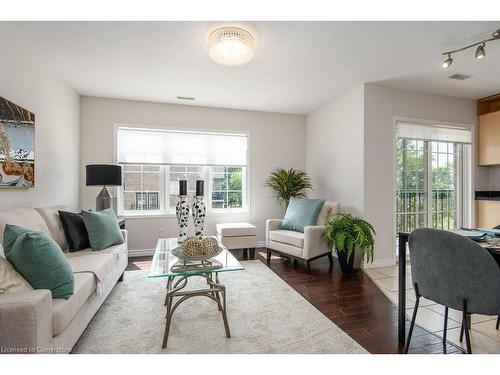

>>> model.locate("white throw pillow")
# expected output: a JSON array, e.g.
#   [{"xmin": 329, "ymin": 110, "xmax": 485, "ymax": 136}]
[
  {"xmin": 0, "ymin": 243, "xmax": 4, "ymax": 258},
  {"xmin": 0, "ymin": 256, "xmax": 33, "ymax": 294}
]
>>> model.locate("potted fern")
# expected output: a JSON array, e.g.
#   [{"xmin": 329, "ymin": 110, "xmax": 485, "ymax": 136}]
[
  {"xmin": 265, "ymin": 168, "xmax": 312, "ymax": 209},
  {"xmin": 323, "ymin": 213, "xmax": 375, "ymax": 273}
]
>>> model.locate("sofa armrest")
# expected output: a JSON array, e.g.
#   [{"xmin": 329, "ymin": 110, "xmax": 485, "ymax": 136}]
[
  {"xmin": 120, "ymin": 229, "xmax": 128, "ymax": 244},
  {"xmin": 266, "ymin": 219, "xmax": 283, "ymax": 247},
  {"xmin": 303, "ymin": 226, "xmax": 331, "ymax": 260},
  {"xmin": 0, "ymin": 289, "xmax": 53, "ymax": 353}
]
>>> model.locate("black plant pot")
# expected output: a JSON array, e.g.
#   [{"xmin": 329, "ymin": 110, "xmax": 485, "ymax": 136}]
[{"xmin": 337, "ymin": 248, "xmax": 361, "ymax": 274}]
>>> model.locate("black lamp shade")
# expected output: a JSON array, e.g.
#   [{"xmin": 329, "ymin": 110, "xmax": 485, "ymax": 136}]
[{"xmin": 86, "ymin": 164, "xmax": 122, "ymax": 186}]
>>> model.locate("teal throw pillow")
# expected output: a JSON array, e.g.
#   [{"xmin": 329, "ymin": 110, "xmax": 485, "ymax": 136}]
[
  {"xmin": 3, "ymin": 224, "xmax": 74, "ymax": 299},
  {"xmin": 81, "ymin": 209, "xmax": 124, "ymax": 251},
  {"xmin": 280, "ymin": 197, "xmax": 326, "ymax": 233}
]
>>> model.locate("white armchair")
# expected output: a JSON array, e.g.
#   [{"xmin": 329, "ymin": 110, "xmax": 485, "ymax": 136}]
[{"xmin": 265, "ymin": 201, "xmax": 339, "ymax": 273}]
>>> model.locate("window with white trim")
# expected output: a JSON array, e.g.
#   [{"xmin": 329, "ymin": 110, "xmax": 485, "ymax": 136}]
[
  {"xmin": 122, "ymin": 165, "xmax": 162, "ymax": 213},
  {"xmin": 116, "ymin": 127, "xmax": 248, "ymax": 215},
  {"xmin": 395, "ymin": 121, "xmax": 472, "ymax": 235}
]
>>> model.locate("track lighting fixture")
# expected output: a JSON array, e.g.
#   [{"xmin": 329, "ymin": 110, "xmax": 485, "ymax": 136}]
[
  {"xmin": 475, "ymin": 43, "xmax": 486, "ymax": 59},
  {"xmin": 442, "ymin": 54, "xmax": 453, "ymax": 69},
  {"xmin": 441, "ymin": 29, "xmax": 499, "ymax": 69}
]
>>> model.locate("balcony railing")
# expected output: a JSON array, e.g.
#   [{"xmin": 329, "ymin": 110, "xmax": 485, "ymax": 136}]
[{"xmin": 396, "ymin": 189, "xmax": 457, "ymax": 233}]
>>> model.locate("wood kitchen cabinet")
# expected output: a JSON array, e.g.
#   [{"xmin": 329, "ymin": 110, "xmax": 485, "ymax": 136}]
[
  {"xmin": 476, "ymin": 199, "xmax": 500, "ymax": 228},
  {"xmin": 477, "ymin": 110, "xmax": 500, "ymax": 165}
]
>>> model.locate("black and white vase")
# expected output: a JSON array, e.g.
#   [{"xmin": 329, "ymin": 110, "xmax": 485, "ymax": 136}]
[
  {"xmin": 176, "ymin": 195, "xmax": 190, "ymax": 244},
  {"xmin": 192, "ymin": 196, "xmax": 206, "ymax": 239}
]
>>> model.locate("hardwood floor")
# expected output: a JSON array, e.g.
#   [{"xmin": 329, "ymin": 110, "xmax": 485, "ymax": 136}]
[{"xmin": 126, "ymin": 249, "xmax": 461, "ymax": 354}]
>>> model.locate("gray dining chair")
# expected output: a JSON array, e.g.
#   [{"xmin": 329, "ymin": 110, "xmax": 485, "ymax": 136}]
[
  {"xmin": 491, "ymin": 225, "xmax": 500, "ymax": 331},
  {"xmin": 406, "ymin": 228, "xmax": 500, "ymax": 354}
]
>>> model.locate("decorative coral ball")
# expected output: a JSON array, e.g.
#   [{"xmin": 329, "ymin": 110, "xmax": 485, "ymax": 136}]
[
  {"xmin": 182, "ymin": 237, "xmax": 203, "ymax": 256},
  {"xmin": 202, "ymin": 237, "xmax": 219, "ymax": 255}
]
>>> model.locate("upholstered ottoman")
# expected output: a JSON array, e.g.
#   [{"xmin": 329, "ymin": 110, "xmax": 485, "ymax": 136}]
[{"xmin": 216, "ymin": 222, "xmax": 257, "ymax": 259}]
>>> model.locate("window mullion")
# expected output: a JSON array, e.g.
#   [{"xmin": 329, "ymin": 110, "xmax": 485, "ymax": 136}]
[
  {"xmin": 206, "ymin": 166, "xmax": 211, "ymax": 212},
  {"xmin": 426, "ymin": 141, "xmax": 433, "ymax": 228},
  {"xmin": 162, "ymin": 165, "xmax": 168, "ymax": 215}
]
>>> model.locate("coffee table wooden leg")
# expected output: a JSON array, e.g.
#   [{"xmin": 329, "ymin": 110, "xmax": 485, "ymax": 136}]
[
  {"xmin": 208, "ymin": 273, "xmax": 222, "ymax": 311},
  {"xmin": 164, "ymin": 276, "xmax": 173, "ymax": 306},
  {"xmin": 163, "ymin": 292, "xmax": 174, "ymax": 348},
  {"xmin": 162, "ymin": 274, "xmax": 231, "ymax": 348},
  {"xmin": 220, "ymin": 285, "xmax": 231, "ymax": 338}
]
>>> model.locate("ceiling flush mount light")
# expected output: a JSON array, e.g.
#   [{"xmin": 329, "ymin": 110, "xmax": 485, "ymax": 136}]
[
  {"xmin": 208, "ymin": 25, "xmax": 255, "ymax": 66},
  {"xmin": 441, "ymin": 29, "xmax": 500, "ymax": 69}
]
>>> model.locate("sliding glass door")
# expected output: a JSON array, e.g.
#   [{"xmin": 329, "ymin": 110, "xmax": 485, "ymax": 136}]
[{"xmin": 395, "ymin": 122, "xmax": 472, "ymax": 235}]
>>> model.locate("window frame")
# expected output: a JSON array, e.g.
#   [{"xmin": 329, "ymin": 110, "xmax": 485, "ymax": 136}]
[
  {"xmin": 395, "ymin": 139, "xmax": 467, "ymax": 233},
  {"xmin": 119, "ymin": 164, "xmax": 165, "ymax": 216},
  {"xmin": 392, "ymin": 117, "xmax": 474, "ymax": 258},
  {"xmin": 208, "ymin": 166, "xmax": 248, "ymax": 213},
  {"xmin": 114, "ymin": 123, "xmax": 250, "ymax": 217}
]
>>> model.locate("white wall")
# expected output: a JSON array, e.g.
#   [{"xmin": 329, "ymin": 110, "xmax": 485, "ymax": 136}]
[
  {"xmin": 305, "ymin": 85, "xmax": 365, "ymax": 215},
  {"xmin": 305, "ymin": 83, "xmax": 483, "ymax": 268},
  {"xmin": 0, "ymin": 31, "xmax": 80, "ymax": 211},
  {"xmin": 80, "ymin": 97, "xmax": 306, "ymax": 253},
  {"xmin": 363, "ymin": 83, "xmax": 479, "ymax": 267}
]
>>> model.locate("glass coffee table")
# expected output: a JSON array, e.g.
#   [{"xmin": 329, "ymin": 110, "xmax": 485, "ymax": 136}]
[{"xmin": 148, "ymin": 238, "xmax": 244, "ymax": 348}]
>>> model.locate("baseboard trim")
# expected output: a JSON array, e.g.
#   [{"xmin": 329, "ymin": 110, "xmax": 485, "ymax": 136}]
[{"xmin": 128, "ymin": 248, "xmax": 155, "ymax": 258}]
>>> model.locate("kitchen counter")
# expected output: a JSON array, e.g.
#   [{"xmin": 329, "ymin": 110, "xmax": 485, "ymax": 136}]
[{"xmin": 475, "ymin": 191, "xmax": 500, "ymax": 201}]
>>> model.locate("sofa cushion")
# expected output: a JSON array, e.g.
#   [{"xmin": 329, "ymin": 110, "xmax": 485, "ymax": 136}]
[
  {"xmin": 4, "ymin": 224, "xmax": 74, "ymax": 299},
  {"xmin": 269, "ymin": 229, "xmax": 305, "ymax": 248},
  {"xmin": 81, "ymin": 209, "xmax": 124, "ymax": 251},
  {"xmin": 216, "ymin": 222, "xmax": 257, "ymax": 237},
  {"xmin": 35, "ymin": 206, "xmax": 68, "ymax": 250},
  {"xmin": 65, "ymin": 241, "xmax": 126, "ymax": 291},
  {"xmin": 58, "ymin": 211, "xmax": 90, "ymax": 252},
  {"xmin": 281, "ymin": 197, "xmax": 326, "ymax": 233},
  {"xmin": 52, "ymin": 272, "xmax": 96, "ymax": 336},
  {"xmin": 0, "ymin": 256, "xmax": 33, "ymax": 294},
  {"xmin": 0, "ymin": 208, "xmax": 51, "ymax": 245}
]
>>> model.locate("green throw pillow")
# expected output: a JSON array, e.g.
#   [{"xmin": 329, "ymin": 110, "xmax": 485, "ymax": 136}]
[
  {"xmin": 81, "ymin": 209, "xmax": 124, "ymax": 251},
  {"xmin": 3, "ymin": 224, "xmax": 74, "ymax": 299},
  {"xmin": 280, "ymin": 197, "xmax": 326, "ymax": 233}
]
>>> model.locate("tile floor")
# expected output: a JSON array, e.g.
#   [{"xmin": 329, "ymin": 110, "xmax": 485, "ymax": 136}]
[{"xmin": 364, "ymin": 264, "xmax": 500, "ymax": 354}]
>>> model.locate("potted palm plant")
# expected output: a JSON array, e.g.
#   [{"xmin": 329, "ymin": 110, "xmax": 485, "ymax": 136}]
[
  {"xmin": 323, "ymin": 213, "xmax": 375, "ymax": 273},
  {"xmin": 265, "ymin": 168, "xmax": 312, "ymax": 209}
]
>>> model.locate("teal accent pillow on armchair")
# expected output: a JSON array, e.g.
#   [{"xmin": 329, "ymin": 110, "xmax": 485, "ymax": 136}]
[
  {"xmin": 3, "ymin": 224, "xmax": 74, "ymax": 299},
  {"xmin": 81, "ymin": 209, "xmax": 124, "ymax": 251},
  {"xmin": 280, "ymin": 197, "xmax": 326, "ymax": 233}
]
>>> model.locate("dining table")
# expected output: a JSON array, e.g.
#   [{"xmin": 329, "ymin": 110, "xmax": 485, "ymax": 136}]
[{"xmin": 397, "ymin": 230, "xmax": 500, "ymax": 347}]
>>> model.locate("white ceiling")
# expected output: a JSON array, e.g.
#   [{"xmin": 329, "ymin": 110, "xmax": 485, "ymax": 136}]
[{"xmin": 1, "ymin": 21, "xmax": 500, "ymax": 114}]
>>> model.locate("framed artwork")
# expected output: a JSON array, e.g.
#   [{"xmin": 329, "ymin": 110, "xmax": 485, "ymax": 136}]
[{"xmin": 0, "ymin": 97, "xmax": 35, "ymax": 188}]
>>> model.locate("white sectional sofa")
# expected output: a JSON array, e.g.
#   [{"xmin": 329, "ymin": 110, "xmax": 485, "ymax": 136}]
[{"xmin": 0, "ymin": 206, "xmax": 128, "ymax": 353}]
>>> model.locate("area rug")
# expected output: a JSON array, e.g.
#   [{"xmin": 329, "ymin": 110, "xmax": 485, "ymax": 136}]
[{"xmin": 72, "ymin": 260, "xmax": 367, "ymax": 354}]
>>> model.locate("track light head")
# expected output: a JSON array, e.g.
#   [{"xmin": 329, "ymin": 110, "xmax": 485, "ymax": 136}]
[
  {"xmin": 442, "ymin": 54, "xmax": 453, "ymax": 69},
  {"xmin": 475, "ymin": 43, "xmax": 486, "ymax": 59}
]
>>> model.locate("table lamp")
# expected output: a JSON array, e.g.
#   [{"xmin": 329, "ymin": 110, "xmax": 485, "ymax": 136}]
[{"xmin": 86, "ymin": 164, "xmax": 122, "ymax": 211}]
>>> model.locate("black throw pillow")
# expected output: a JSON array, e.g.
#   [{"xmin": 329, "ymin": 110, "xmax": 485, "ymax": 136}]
[{"xmin": 58, "ymin": 210, "xmax": 91, "ymax": 252}]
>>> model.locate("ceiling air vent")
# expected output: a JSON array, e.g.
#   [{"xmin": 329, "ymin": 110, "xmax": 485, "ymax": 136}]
[
  {"xmin": 448, "ymin": 74, "xmax": 472, "ymax": 80},
  {"xmin": 176, "ymin": 96, "xmax": 195, "ymax": 101}
]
